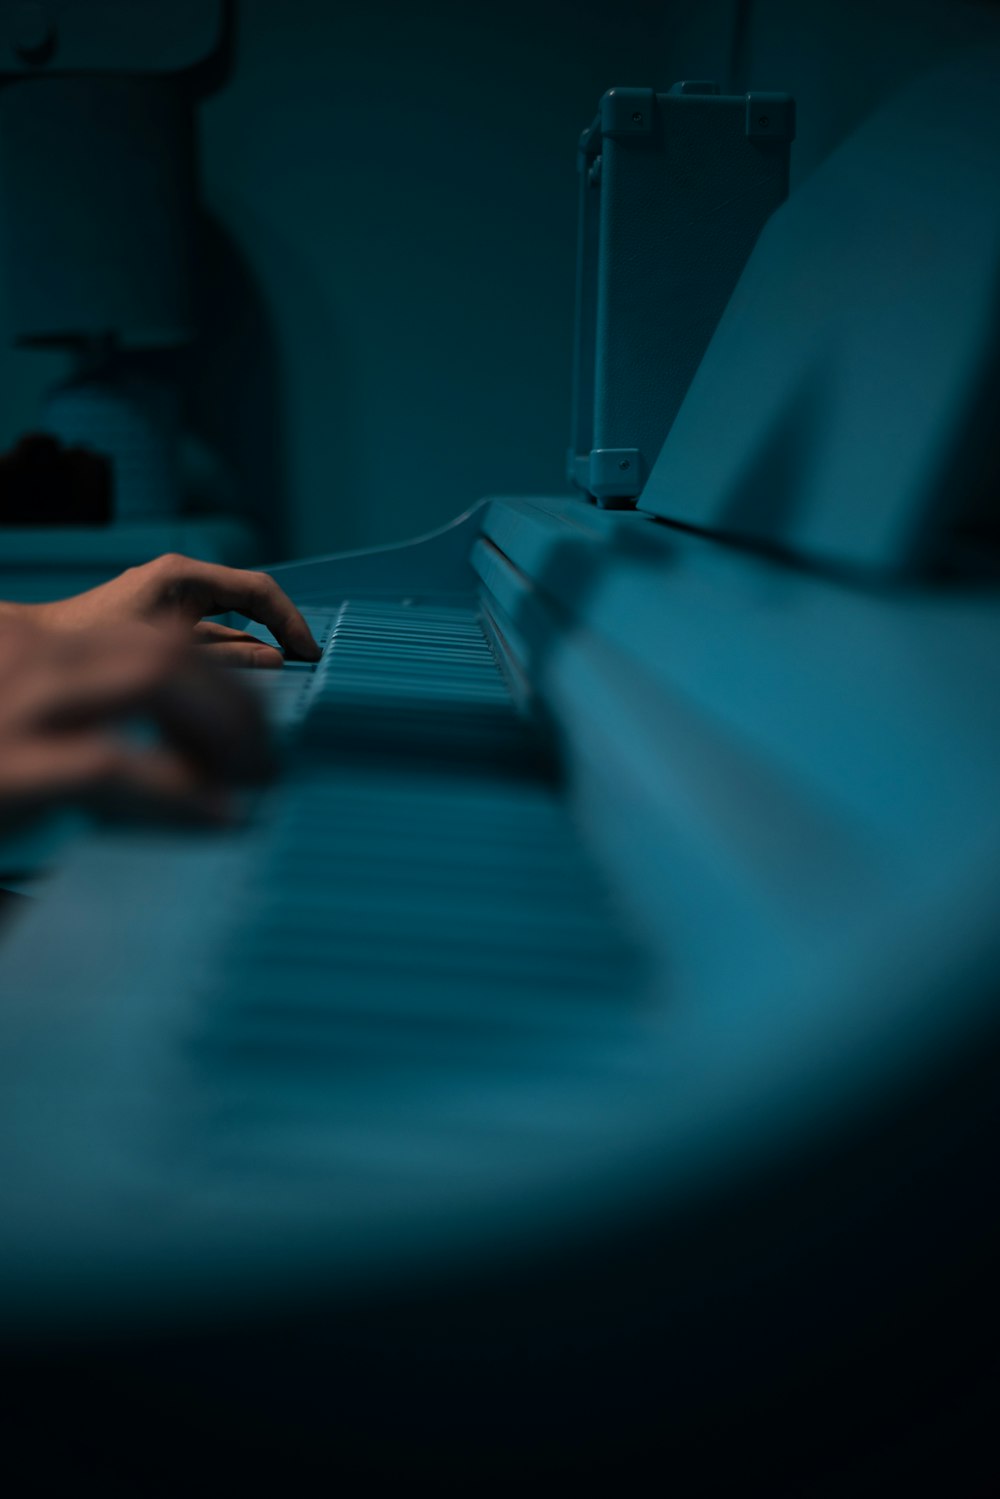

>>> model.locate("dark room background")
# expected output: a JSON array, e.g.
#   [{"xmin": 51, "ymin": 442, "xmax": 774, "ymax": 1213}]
[{"xmin": 0, "ymin": 0, "xmax": 994, "ymax": 559}]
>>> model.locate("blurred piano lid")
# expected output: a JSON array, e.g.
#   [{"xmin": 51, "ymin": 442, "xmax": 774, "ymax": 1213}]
[{"xmin": 639, "ymin": 47, "xmax": 1000, "ymax": 578}]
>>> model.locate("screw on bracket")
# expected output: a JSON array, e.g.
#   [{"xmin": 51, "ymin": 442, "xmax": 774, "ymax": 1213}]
[{"xmin": 745, "ymin": 93, "xmax": 795, "ymax": 140}]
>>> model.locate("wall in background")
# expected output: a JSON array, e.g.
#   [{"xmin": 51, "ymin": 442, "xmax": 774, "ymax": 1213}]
[
  {"xmin": 658, "ymin": 0, "xmax": 1000, "ymax": 190},
  {"xmin": 0, "ymin": 0, "xmax": 996, "ymax": 561},
  {"xmin": 194, "ymin": 0, "xmax": 666, "ymax": 558}
]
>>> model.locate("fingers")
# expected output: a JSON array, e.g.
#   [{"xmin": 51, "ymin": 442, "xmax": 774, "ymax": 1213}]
[
  {"xmin": 25, "ymin": 554, "xmax": 322, "ymax": 663},
  {"xmin": 158, "ymin": 558, "xmax": 321, "ymax": 661},
  {"xmin": 11, "ymin": 622, "xmax": 274, "ymax": 787},
  {"xmin": 0, "ymin": 734, "xmax": 231, "ymax": 825},
  {"xmin": 199, "ymin": 641, "xmax": 285, "ymax": 669},
  {"xmin": 88, "ymin": 742, "xmax": 234, "ymax": 824},
  {"xmin": 0, "ymin": 613, "xmax": 276, "ymax": 834},
  {"xmin": 28, "ymin": 625, "xmax": 185, "ymax": 732},
  {"xmin": 149, "ymin": 656, "xmax": 276, "ymax": 785},
  {"xmin": 193, "ymin": 621, "xmax": 284, "ymax": 669}
]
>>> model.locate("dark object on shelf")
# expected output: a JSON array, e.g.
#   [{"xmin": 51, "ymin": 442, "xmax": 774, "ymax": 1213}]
[{"xmin": 0, "ymin": 431, "xmax": 112, "ymax": 525}]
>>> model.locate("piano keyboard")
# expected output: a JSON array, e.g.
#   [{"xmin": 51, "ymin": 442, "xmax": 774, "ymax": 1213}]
[
  {"xmin": 187, "ymin": 599, "xmax": 645, "ymax": 1100},
  {"xmin": 0, "ymin": 588, "xmax": 658, "ymax": 1318},
  {"xmin": 304, "ymin": 600, "xmax": 547, "ymax": 771}
]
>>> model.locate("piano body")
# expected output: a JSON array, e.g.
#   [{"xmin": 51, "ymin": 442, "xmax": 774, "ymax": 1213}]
[{"xmin": 2, "ymin": 52, "xmax": 1000, "ymax": 1491}]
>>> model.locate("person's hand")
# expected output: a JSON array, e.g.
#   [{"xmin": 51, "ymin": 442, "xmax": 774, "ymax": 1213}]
[
  {"xmin": 0, "ymin": 618, "xmax": 273, "ymax": 829},
  {"xmin": 28, "ymin": 554, "xmax": 321, "ymax": 669}
]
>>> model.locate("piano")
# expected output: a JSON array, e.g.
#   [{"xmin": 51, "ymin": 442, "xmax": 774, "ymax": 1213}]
[{"xmin": 1, "ymin": 50, "xmax": 1000, "ymax": 1492}]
